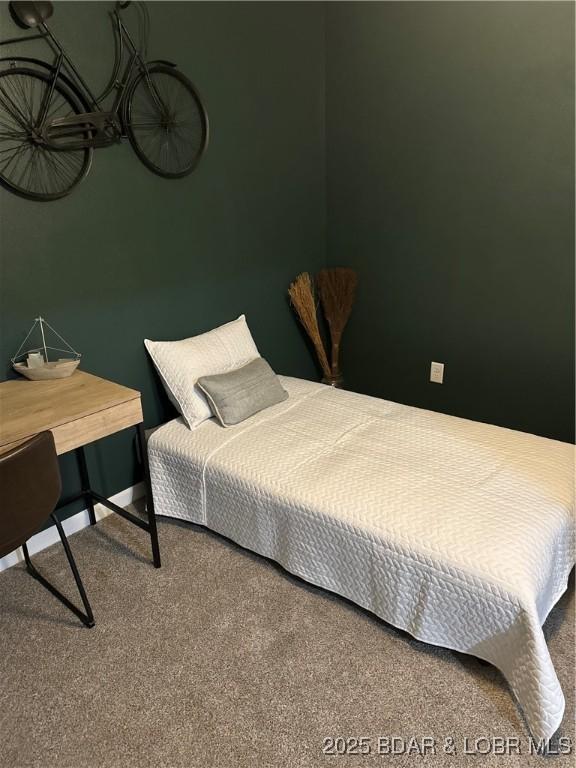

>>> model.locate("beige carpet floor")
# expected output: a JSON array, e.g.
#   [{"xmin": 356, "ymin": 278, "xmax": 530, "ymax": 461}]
[{"xmin": 0, "ymin": 504, "xmax": 574, "ymax": 768}]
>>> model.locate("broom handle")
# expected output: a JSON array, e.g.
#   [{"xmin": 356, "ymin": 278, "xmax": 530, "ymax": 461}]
[
  {"xmin": 315, "ymin": 338, "xmax": 331, "ymax": 378},
  {"xmin": 331, "ymin": 338, "xmax": 340, "ymax": 375}
]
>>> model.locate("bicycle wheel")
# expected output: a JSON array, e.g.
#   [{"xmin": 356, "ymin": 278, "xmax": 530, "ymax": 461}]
[
  {"xmin": 125, "ymin": 64, "xmax": 208, "ymax": 178},
  {"xmin": 0, "ymin": 67, "xmax": 92, "ymax": 201}
]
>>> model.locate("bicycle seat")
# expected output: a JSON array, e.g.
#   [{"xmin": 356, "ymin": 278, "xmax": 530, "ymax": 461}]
[{"xmin": 9, "ymin": 1, "xmax": 53, "ymax": 29}]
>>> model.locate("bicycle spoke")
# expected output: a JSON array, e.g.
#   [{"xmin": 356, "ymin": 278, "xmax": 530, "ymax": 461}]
[
  {"xmin": 16, "ymin": 144, "xmax": 36, "ymax": 187},
  {"xmin": 45, "ymin": 91, "xmax": 69, "ymax": 124},
  {"xmin": 0, "ymin": 142, "xmax": 29, "ymax": 175},
  {"xmin": 1, "ymin": 76, "xmax": 32, "ymax": 128},
  {"xmin": 36, "ymin": 153, "xmax": 49, "ymax": 195},
  {"xmin": 171, "ymin": 132, "xmax": 184, "ymax": 172},
  {"xmin": 11, "ymin": 73, "xmax": 31, "ymax": 124},
  {"xmin": 31, "ymin": 148, "xmax": 48, "ymax": 195},
  {"xmin": 127, "ymin": 68, "xmax": 207, "ymax": 177},
  {"xmin": 0, "ymin": 112, "xmax": 24, "ymax": 130},
  {"xmin": 0, "ymin": 89, "xmax": 29, "ymax": 132},
  {"xmin": 18, "ymin": 73, "xmax": 37, "ymax": 125},
  {"xmin": 129, "ymin": 121, "xmax": 167, "ymax": 129},
  {"xmin": 0, "ymin": 69, "xmax": 90, "ymax": 199},
  {"xmin": 160, "ymin": 74, "xmax": 180, "ymax": 117},
  {"xmin": 0, "ymin": 129, "xmax": 29, "ymax": 140},
  {"xmin": 45, "ymin": 150, "xmax": 82, "ymax": 185},
  {"xmin": 40, "ymin": 153, "xmax": 64, "ymax": 190},
  {"xmin": 26, "ymin": 145, "xmax": 39, "ymax": 191},
  {"xmin": 0, "ymin": 102, "xmax": 24, "ymax": 132},
  {"xmin": 0, "ymin": 141, "xmax": 25, "ymax": 155},
  {"xmin": 9, "ymin": 74, "xmax": 42, "ymax": 127}
]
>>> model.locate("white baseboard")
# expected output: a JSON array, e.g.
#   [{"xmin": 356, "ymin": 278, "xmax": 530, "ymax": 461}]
[{"xmin": 0, "ymin": 482, "xmax": 145, "ymax": 573}]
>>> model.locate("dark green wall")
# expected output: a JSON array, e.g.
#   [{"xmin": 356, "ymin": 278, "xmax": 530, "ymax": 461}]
[
  {"xmin": 326, "ymin": 1, "xmax": 575, "ymax": 442},
  {"xmin": 0, "ymin": 1, "xmax": 326, "ymax": 506},
  {"xmin": 1, "ymin": 1, "xmax": 573, "ymax": 521}
]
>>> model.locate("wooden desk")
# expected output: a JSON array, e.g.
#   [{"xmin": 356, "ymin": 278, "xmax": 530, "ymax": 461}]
[{"xmin": 0, "ymin": 371, "xmax": 161, "ymax": 568}]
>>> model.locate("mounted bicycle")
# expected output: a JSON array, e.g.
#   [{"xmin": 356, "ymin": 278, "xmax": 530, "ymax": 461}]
[{"xmin": 0, "ymin": 1, "xmax": 209, "ymax": 201}]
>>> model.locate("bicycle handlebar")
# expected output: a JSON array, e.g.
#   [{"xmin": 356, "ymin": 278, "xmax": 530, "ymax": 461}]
[{"xmin": 116, "ymin": 2, "xmax": 131, "ymax": 10}]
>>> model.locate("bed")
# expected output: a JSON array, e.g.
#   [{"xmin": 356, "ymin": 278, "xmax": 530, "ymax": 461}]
[{"xmin": 148, "ymin": 376, "xmax": 575, "ymax": 742}]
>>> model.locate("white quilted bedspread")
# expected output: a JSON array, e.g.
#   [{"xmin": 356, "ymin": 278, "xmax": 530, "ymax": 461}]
[{"xmin": 148, "ymin": 377, "xmax": 575, "ymax": 741}]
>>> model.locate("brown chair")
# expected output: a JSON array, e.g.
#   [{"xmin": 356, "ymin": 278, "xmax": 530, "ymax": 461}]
[{"xmin": 0, "ymin": 431, "xmax": 94, "ymax": 627}]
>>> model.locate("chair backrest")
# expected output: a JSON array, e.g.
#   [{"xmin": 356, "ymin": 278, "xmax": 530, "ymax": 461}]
[{"xmin": 0, "ymin": 431, "xmax": 61, "ymax": 559}]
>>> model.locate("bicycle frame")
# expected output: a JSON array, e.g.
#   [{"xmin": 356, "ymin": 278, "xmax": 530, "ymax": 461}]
[
  {"xmin": 0, "ymin": 5, "xmax": 171, "ymax": 149},
  {"xmin": 0, "ymin": 1, "xmax": 208, "ymax": 198}
]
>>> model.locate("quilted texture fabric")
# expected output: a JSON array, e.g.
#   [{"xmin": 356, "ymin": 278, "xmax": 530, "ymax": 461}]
[
  {"xmin": 148, "ymin": 377, "xmax": 575, "ymax": 742},
  {"xmin": 144, "ymin": 315, "xmax": 260, "ymax": 429}
]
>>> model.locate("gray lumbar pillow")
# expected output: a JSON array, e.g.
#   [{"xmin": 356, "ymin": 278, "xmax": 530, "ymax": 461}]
[{"xmin": 196, "ymin": 357, "xmax": 288, "ymax": 427}]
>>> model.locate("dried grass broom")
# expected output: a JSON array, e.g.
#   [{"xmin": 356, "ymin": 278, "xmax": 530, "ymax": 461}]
[
  {"xmin": 288, "ymin": 272, "xmax": 331, "ymax": 379},
  {"xmin": 317, "ymin": 267, "xmax": 358, "ymax": 378}
]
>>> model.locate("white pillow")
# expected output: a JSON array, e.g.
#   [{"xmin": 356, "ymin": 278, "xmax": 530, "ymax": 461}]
[{"xmin": 144, "ymin": 315, "xmax": 260, "ymax": 429}]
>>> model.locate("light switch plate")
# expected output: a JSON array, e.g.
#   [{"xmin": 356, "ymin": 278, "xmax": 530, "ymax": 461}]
[{"xmin": 430, "ymin": 361, "xmax": 444, "ymax": 384}]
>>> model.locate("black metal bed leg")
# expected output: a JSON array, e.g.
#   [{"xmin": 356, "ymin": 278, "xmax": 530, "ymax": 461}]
[
  {"xmin": 76, "ymin": 446, "xmax": 96, "ymax": 525},
  {"xmin": 22, "ymin": 521, "xmax": 95, "ymax": 628},
  {"xmin": 136, "ymin": 422, "xmax": 161, "ymax": 568}
]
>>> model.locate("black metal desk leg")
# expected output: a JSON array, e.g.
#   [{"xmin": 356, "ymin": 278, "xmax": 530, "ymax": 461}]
[
  {"xmin": 136, "ymin": 422, "xmax": 161, "ymax": 568},
  {"xmin": 76, "ymin": 446, "xmax": 96, "ymax": 525}
]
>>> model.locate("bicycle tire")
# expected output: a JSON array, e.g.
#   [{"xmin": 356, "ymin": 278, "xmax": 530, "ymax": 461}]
[
  {"xmin": 0, "ymin": 67, "xmax": 93, "ymax": 201},
  {"xmin": 124, "ymin": 64, "xmax": 208, "ymax": 179}
]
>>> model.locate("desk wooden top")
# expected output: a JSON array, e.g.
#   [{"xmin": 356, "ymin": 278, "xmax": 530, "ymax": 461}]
[{"xmin": 0, "ymin": 371, "xmax": 142, "ymax": 455}]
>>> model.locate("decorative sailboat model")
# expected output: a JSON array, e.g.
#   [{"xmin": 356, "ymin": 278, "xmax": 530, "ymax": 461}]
[{"xmin": 12, "ymin": 317, "xmax": 81, "ymax": 380}]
